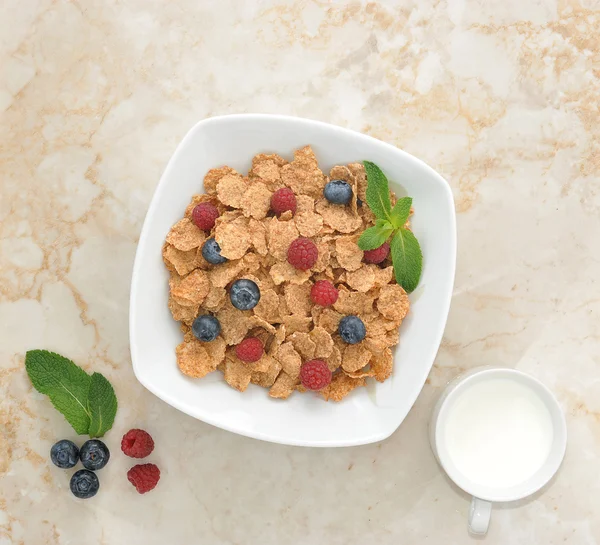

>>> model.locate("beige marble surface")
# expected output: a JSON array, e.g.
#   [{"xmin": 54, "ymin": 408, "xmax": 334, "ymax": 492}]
[{"xmin": 1, "ymin": 0, "xmax": 599, "ymax": 543}]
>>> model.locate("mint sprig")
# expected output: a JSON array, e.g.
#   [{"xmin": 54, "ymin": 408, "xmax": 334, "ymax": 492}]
[
  {"xmin": 25, "ymin": 350, "xmax": 117, "ymax": 437},
  {"xmin": 358, "ymin": 162, "xmax": 423, "ymax": 292}
]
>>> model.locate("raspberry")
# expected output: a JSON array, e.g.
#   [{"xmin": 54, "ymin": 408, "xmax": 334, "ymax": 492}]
[
  {"xmin": 270, "ymin": 188, "xmax": 297, "ymax": 216},
  {"xmin": 300, "ymin": 360, "xmax": 332, "ymax": 391},
  {"xmin": 192, "ymin": 202, "xmax": 219, "ymax": 231},
  {"xmin": 121, "ymin": 429, "xmax": 155, "ymax": 459},
  {"xmin": 235, "ymin": 337, "xmax": 264, "ymax": 363},
  {"xmin": 363, "ymin": 242, "xmax": 390, "ymax": 264},
  {"xmin": 287, "ymin": 237, "xmax": 318, "ymax": 270},
  {"xmin": 127, "ymin": 463, "xmax": 160, "ymax": 494},
  {"xmin": 310, "ymin": 280, "xmax": 339, "ymax": 307}
]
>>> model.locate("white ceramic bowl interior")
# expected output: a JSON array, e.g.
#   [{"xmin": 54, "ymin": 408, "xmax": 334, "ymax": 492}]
[{"xmin": 130, "ymin": 114, "xmax": 456, "ymax": 447}]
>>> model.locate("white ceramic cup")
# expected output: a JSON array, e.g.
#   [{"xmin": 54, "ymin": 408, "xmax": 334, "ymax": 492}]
[{"xmin": 430, "ymin": 367, "xmax": 567, "ymax": 535}]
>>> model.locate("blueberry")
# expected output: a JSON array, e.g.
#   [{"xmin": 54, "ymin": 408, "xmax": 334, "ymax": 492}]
[
  {"xmin": 202, "ymin": 237, "xmax": 228, "ymax": 265},
  {"xmin": 79, "ymin": 440, "xmax": 110, "ymax": 471},
  {"xmin": 230, "ymin": 279, "xmax": 261, "ymax": 310},
  {"xmin": 50, "ymin": 440, "xmax": 79, "ymax": 469},
  {"xmin": 338, "ymin": 315, "xmax": 366, "ymax": 344},
  {"xmin": 356, "ymin": 198, "xmax": 363, "ymax": 207},
  {"xmin": 192, "ymin": 315, "xmax": 221, "ymax": 342},
  {"xmin": 324, "ymin": 180, "xmax": 353, "ymax": 205},
  {"xmin": 70, "ymin": 469, "xmax": 99, "ymax": 499}
]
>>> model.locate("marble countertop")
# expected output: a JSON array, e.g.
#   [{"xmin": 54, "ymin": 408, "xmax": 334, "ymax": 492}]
[{"xmin": 1, "ymin": 1, "xmax": 599, "ymax": 543}]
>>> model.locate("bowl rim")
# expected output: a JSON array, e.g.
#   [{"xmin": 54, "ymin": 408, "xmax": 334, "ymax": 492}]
[{"xmin": 129, "ymin": 113, "xmax": 457, "ymax": 447}]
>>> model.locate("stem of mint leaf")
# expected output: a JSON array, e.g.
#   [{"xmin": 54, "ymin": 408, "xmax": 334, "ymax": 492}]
[{"xmin": 25, "ymin": 350, "xmax": 118, "ymax": 437}]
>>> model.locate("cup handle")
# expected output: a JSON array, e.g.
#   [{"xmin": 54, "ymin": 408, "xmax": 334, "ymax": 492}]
[{"xmin": 468, "ymin": 497, "xmax": 492, "ymax": 535}]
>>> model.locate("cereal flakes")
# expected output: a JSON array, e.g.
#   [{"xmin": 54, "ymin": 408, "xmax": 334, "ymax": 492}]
[
  {"xmin": 176, "ymin": 339, "xmax": 217, "ymax": 378},
  {"xmin": 241, "ymin": 181, "xmax": 272, "ymax": 220},
  {"xmin": 274, "ymin": 342, "xmax": 302, "ymax": 379},
  {"xmin": 310, "ymin": 326, "xmax": 334, "ymax": 358},
  {"xmin": 284, "ymin": 282, "xmax": 313, "ymax": 316},
  {"xmin": 294, "ymin": 195, "xmax": 323, "ymax": 237},
  {"xmin": 288, "ymin": 332, "xmax": 316, "ymax": 360},
  {"xmin": 216, "ymin": 173, "xmax": 248, "ymax": 208},
  {"xmin": 269, "ymin": 371, "xmax": 298, "ymax": 399},
  {"xmin": 342, "ymin": 344, "xmax": 372, "ymax": 373},
  {"xmin": 377, "ymin": 284, "xmax": 410, "ymax": 322},
  {"xmin": 267, "ymin": 217, "xmax": 299, "ymax": 261},
  {"xmin": 315, "ymin": 199, "xmax": 362, "ymax": 233},
  {"xmin": 171, "ymin": 269, "xmax": 210, "ymax": 306},
  {"xmin": 345, "ymin": 265, "xmax": 376, "ymax": 292},
  {"xmin": 204, "ymin": 166, "xmax": 238, "ymax": 195},
  {"xmin": 280, "ymin": 146, "xmax": 326, "ymax": 198},
  {"xmin": 164, "ymin": 146, "xmax": 413, "ymax": 401},
  {"xmin": 321, "ymin": 373, "xmax": 366, "ymax": 402},
  {"xmin": 224, "ymin": 356, "xmax": 252, "ymax": 392},
  {"xmin": 166, "ymin": 218, "xmax": 206, "ymax": 251},
  {"xmin": 215, "ymin": 217, "xmax": 251, "ymax": 260},
  {"xmin": 335, "ymin": 236, "xmax": 363, "ymax": 271}
]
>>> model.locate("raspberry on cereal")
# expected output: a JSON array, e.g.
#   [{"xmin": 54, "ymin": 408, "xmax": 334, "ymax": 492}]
[
  {"xmin": 271, "ymin": 188, "xmax": 297, "ymax": 216},
  {"xmin": 363, "ymin": 242, "xmax": 390, "ymax": 264},
  {"xmin": 192, "ymin": 202, "xmax": 219, "ymax": 231},
  {"xmin": 235, "ymin": 337, "xmax": 264, "ymax": 363},
  {"xmin": 121, "ymin": 429, "xmax": 155, "ymax": 459},
  {"xmin": 127, "ymin": 463, "xmax": 161, "ymax": 494},
  {"xmin": 300, "ymin": 359, "xmax": 332, "ymax": 391},
  {"xmin": 310, "ymin": 280, "xmax": 339, "ymax": 307},
  {"xmin": 287, "ymin": 237, "xmax": 318, "ymax": 270}
]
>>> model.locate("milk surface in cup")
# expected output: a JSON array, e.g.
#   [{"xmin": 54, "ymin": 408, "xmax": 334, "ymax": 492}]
[{"xmin": 443, "ymin": 378, "xmax": 554, "ymax": 488}]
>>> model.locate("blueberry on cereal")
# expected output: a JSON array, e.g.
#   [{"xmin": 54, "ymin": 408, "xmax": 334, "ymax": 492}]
[
  {"xmin": 324, "ymin": 180, "xmax": 352, "ymax": 205},
  {"xmin": 202, "ymin": 237, "xmax": 228, "ymax": 264},
  {"xmin": 338, "ymin": 315, "xmax": 366, "ymax": 344},
  {"xmin": 230, "ymin": 279, "xmax": 261, "ymax": 310},
  {"xmin": 192, "ymin": 315, "xmax": 221, "ymax": 342}
]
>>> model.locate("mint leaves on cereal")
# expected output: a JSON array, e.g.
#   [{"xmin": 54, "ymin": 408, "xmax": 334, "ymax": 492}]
[
  {"xmin": 390, "ymin": 228, "xmax": 423, "ymax": 294},
  {"xmin": 364, "ymin": 161, "xmax": 393, "ymax": 221},
  {"xmin": 25, "ymin": 350, "xmax": 117, "ymax": 437},
  {"xmin": 358, "ymin": 161, "xmax": 423, "ymax": 293},
  {"xmin": 358, "ymin": 219, "xmax": 394, "ymax": 250}
]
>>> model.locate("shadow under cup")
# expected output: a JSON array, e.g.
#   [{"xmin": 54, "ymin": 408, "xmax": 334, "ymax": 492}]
[{"xmin": 430, "ymin": 367, "xmax": 567, "ymax": 534}]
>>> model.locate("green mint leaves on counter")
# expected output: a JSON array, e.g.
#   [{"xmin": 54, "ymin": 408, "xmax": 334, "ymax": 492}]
[
  {"xmin": 25, "ymin": 350, "xmax": 117, "ymax": 438},
  {"xmin": 358, "ymin": 161, "xmax": 423, "ymax": 293},
  {"xmin": 87, "ymin": 372, "xmax": 118, "ymax": 438}
]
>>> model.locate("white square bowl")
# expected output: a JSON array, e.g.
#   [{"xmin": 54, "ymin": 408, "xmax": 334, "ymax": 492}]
[{"xmin": 130, "ymin": 114, "xmax": 456, "ymax": 447}]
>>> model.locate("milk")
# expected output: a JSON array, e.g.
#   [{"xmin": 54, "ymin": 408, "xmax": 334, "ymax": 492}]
[{"xmin": 443, "ymin": 378, "xmax": 554, "ymax": 489}]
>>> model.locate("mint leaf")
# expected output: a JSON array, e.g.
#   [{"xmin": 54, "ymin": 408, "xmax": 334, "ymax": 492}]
[
  {"xmin": 87, "ymin": 373, "xmax": 118, "ymax": 438},
  {"xmin": 358, "ymin": 219, "xmax": 394, "ymax": 250},
  {"xmin": 364, "ymin": 161, "xmax": 392, "ymax": 221},
  {"xmin": 25, "ymin": 350, "xmax": 118, "ymax": 437},
  {"xmin": 390, "ymin": 228, "xmax": 423, "ymax": 293},
  {"xmin": 25, "ymin": 350, "xmax": 92, "ymax": 434},
  {"xmin": 390, "ymin": 197, "xmax": 412, "ymax": 229}
]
